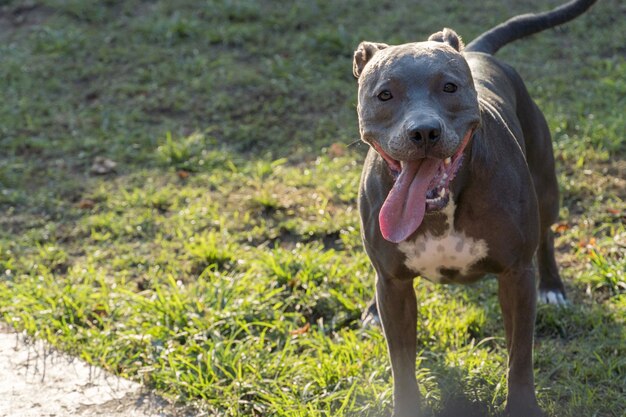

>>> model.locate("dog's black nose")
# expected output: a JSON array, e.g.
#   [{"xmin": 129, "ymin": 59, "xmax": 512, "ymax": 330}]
[{"xmin": 409, "ymin": 122, "xmax": 441, "ymax": 144}]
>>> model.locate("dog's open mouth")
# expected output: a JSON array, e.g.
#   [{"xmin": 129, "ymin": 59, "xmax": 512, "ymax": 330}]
[{"xmin": 373, "ymin": 129, "xmax": 474, "ymax": 243}]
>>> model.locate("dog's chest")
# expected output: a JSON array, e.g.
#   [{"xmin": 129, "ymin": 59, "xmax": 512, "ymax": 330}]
[{"xmin": 397, "ymin": 202, "xmax": 488, "ymax": 283}]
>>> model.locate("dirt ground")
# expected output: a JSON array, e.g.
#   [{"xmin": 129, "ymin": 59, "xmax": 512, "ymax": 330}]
[{"xmin": 0, "ymin": 324, "xmax": 198, "ymax": 417}]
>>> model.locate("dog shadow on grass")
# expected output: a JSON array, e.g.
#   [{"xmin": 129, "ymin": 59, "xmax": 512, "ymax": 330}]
[
  {"xmin": 436, "ymin": 399, "xmax": 490, "ymax": 417},
  {"xmin": 428, "ymin": 370, "xmax": 495, "ymax": 417}
]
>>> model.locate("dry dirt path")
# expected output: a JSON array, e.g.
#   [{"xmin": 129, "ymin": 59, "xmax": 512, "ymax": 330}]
[{"xmin": 0, "ymin": 324, "xmax": 197, "ymax": 417}]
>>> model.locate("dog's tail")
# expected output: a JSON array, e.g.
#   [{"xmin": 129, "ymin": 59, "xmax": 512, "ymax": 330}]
[{"xmin": 465, "ymin": 0, "xmax": 597, "ymax": 55}]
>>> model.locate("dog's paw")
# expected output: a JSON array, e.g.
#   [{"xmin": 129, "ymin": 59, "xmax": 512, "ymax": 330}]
[
  {"xmin": 538, "ymin": 289, "xmax": 569, "ymax": 306},
  {"xmin": 361, "ymin": 302, "xmax": 381, "ymax": 328}
]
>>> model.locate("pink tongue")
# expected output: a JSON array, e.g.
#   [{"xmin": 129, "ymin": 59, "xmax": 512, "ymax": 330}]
[{"xmin": 379, "ymin": 159, "xmax": 441, "ymax": 243}]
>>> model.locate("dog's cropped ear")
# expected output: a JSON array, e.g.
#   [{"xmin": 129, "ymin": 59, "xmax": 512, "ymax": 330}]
[
  {"xmin": 428, "ymin": 28, "xmax": 464, "ymax": 52},
  {"xmin": 353, "ymin": 42, "xmax": 389, "ymax": 78}
]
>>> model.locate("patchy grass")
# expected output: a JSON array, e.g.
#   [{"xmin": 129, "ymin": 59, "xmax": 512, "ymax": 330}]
[{"xmin": 0, "ymin": 0, "xmax": 624, "ymax": 416}]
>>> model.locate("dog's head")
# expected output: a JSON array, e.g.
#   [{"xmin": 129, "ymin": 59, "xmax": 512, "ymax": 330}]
[{"xmin": 353, "ymin": 29, "xmax": 480, "ymax": 243}]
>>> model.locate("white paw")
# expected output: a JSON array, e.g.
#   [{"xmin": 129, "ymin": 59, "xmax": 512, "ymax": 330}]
[
  {"xmin": 361, "ymin": 310, "xmax": 381, "ymax": 328},
  {"xmin": 538, "ymin": 289, "xmax": 569, "ymax": 306}
]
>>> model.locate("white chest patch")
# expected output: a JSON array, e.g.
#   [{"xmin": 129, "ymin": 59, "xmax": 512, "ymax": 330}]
[{"xmin": 397, "ymin": 200, "xmax": 488, "ymax": 283}]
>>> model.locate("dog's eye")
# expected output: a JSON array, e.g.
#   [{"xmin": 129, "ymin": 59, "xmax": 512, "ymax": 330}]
[
  {"xmin": 443, "ymin": 83, "xmax": 458, "ymax": 93},
  {"xmin": 377, "ymin": 90, "xmax": 393, "ymax": 101}
]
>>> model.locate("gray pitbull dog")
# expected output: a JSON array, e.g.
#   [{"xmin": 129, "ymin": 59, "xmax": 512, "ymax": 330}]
[{"xmin": 353, "ymin": 0, "xmax": 597, "ymax": 416}]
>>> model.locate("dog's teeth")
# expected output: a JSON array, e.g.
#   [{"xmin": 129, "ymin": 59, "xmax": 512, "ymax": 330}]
[{"xmin": 439, "ymin": 188, "xmax": 445, "ymax": 197}]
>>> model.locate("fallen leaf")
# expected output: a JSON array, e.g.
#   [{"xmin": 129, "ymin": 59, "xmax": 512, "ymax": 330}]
[
  {"xmin": 77, "ymin": 199, "xmax": 96, "ymax": 209},
  {"xmin": 90, "ymin": 156, "xmax": 117, "ymax": 175},
  {"xmin": 177, "ymin": 170, "xmax": 190, "ymax": 179},
  {"xmin": 578, "ymin": 237, "xmax": 596, "ymax": 249},
  {"xmin": 328, "ymin": 143, "xmax": 346, "ymax": 157},
  {"xmin": 289, "ymin": 322, "xmax": 310, "ymax": 336},
  {"xmin": 85, "ymin": 91, "xmax": 99, "ymax": 101},
  {"xmin": 554, "ymin": 222, "xmax": 570, "ymax": 233}
]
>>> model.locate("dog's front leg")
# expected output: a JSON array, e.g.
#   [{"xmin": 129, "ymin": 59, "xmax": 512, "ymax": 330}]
[
  {"xmin": 498, "ymin": 266, "xmax": 544, "ymax": 417},
  {"xmin": 376, "ymin": 273, "xmax": 421, "ymax": 417}
]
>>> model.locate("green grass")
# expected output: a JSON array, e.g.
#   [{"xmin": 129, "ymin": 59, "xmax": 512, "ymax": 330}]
[{"xmin": 0, "ymin": 0, "xmax": 624, "ymax": 416}]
